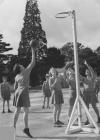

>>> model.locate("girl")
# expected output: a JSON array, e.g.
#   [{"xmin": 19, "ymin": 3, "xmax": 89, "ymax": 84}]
[
  {"xmin": 42, "ymin": 74, "xmax": 51, "ymax": 109},
  {"xmin": 49, "ymin": 68, "xmax": 64, "ymax": 126},
  {"xmin": 0, "ymin": 76, "xmax": 12, "ymax": 113},
  {"xmin": 65, "ymin": 67, "xmax": 76, "ymax": 120},
  {"xmin": 13, "ymin": 39, "xmax": 37, "ymax": 138},
  {"xmin": 82, "ymin": 61, "xmax": 100, "ymax": 125}
]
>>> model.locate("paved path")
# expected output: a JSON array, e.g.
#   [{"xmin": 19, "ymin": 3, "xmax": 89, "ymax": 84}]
[{"xmin": 0, "ymin": 89, "xmax": 100, "ymax": 140}]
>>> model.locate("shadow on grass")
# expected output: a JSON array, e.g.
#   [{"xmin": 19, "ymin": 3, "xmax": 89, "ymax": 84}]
[
  {"xmin": 33, "ymin": 136, "xmax": 76, "ymax": 139},
  {"xmin": 30, "ymin": 90, "xmax": 42, "ymax": 93},
  {"xmin": 16, "ymin": 132, "xmax": 100, "ymax": 139},
  {"xmin": 33, "ymin": 135, "xmax": 100, "ymax": 140},
  {"xmin": 17, "ymin": 135, "xmax": 77, "ymax": 139},
  {"xmin": 30, "ymin": 111, "xmax": 52, "ymax": 114}
]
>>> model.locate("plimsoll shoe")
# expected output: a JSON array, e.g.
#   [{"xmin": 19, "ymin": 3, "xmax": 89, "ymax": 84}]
[
  {"xmin": 84, "ymin": 120, "xmax": 89, "ymax": 125},
  {"xmin": 8, "ymin": 109, "xmax": 13, "ymax": 113},
  {"xmin": 23, "ymin": 128, "xmax": 33, "ymax": 138},
  {"xmin": 57, "ymin": 120, "xmax": 64, "ymax": 125},
  {"xmin": 42, "ymin": 105, "xmax": 45, "ymax": 109},
  {"xmin": 53, "ymin": 121, "xmax": 60, "ymax": 127},
  {"xmin": 2, "ymin": 110, "xmax": 5, "ymax": 113}
]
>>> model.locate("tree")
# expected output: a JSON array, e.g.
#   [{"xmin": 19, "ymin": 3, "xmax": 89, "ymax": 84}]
[
  {"xmin": 0, "ymin": 34, "xmax": 12, "ymax": 82},
  {"xmin": 0, "ymin": 34, "xmax": 12, "ymax": 63},
  {"xmin": 95, "ymin": 46, "xmax": 100, "ymax": 55},
  {"xmin": 60, "ymin": 42, "xmax": 99, "ymax": 76},
  {"xmin": 60, "ymin": 42, "xmax": 85, "ymax": 62},
  {"xmin": 18, "ymin": 0, "xmax": 47, "ymax": 61},
  {"xmin": 45, "ymin": 47, "xmax": 65, "ymax": 68}
]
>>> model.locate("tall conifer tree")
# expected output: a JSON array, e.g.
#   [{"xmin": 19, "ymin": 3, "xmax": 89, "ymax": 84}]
[{"xmin": 18, "ymin": 0, "xmax": 47, "ymax": 61}]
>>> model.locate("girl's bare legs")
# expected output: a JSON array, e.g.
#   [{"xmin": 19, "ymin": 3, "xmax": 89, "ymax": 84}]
[
  {"xmin": 92, "ymin": 103, "xmax": 100, "ymax": 122},
  {"xmin": 7, "ymin": 100, "xmax": 10, "ymax": 110},
  {"xmin": 23, "ymin": 107, "xmax": 33, "ymax": 138},
  {"xmin": 68, "ymin": 105, "xmax": 73, "ymax": 119},
  {"xmin": 85, "ymin": 103, "xmax": 89, "ymax": 125},
  {"xmin": 2, "ymin": 100, "xmax": 5, "ymax": 113},
  {"xmin": 7, "ymin": 100, "xmax": 12, "ymax": 113},
  {"xmin": 56, "ymin": 104, "xmax": 64, "ymax": 124},
  {"xmin": 57, "ymin": 104, "xmax": 61, "ymax": 121},
  {"xmin": 42, "ymin": 96, "xmax": 46, "ymax": 109},
  {"xmin": 13, "ymin": 107, "xmax": 21, "ymax": 128},
  {"xmin": 68, "ymin": 97, "xmax": 75, "ymax": 121},
  {"xmin": 53, "ymin": 104, "xmax": 57, "ymax": 124},
  {"xmin": 47, "ymin": 97, "xmax": 50, "ymax": 108},
  {"xmin": 23, "ymin": 107, "xmax": 29, "ymax": 128}
]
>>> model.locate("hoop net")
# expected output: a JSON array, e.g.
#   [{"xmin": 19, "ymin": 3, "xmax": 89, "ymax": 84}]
[{"xmin": 55, "ymin": 11, "xmax": 72, "ymax": 18}]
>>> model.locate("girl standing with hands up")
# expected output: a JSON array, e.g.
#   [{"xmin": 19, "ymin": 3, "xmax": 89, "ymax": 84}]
[
  {"xmin": 82, "ymin": 61, "xmax": 100, "ymax": 125},
  {"xmin": 49, "ymin": 68, "xmax": 65, "ymax": 127}
]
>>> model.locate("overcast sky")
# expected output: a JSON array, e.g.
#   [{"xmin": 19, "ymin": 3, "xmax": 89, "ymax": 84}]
[{"xmin": 0, "ymin": 0, "xmax": 100, "ymax": 54}]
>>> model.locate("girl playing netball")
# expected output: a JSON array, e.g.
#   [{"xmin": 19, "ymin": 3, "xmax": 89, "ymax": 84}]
[
  {"xmin": 13, "ymin": 39, "xmax": 37, "ymax": 138},
  {"xmin": 49, "ymin": 68, "xmax": 65, "ymax": 126},
  {"xmin": 42, "ymin": 74, "xmax": 51, "ymax": 109},
  {"xmin": 82, "ymin": 61, "xmax": 100, "ymax": 125}
]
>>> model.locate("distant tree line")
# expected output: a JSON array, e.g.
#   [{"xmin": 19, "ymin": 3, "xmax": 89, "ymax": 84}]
[{"xmin": 1, "ymin": 37, "xmax": 100, "ymax": 86}]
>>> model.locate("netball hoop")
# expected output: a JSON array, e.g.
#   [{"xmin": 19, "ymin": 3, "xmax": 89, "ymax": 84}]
[
  {"xmin": 55, "ymin": 11, "xmax": 72, "ymax": 18},
  {"xmin": 56, "ymin": 10, "xmax": 99, "ymax": 135}
]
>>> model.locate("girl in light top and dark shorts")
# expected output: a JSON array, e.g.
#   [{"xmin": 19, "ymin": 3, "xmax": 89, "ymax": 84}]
[
  {"xmin": 65, "ymin": 67, "xmax": 76, "ymax": 120},
  {"xmin": 0, "ymin": 76, "xmax": 12, "ymax": 113},
  {"xmin": 49, "ymin": 68, "xmax": 65, "ymax": 126},
  {"xmin": 13, "ymin": 39, "xmax": 37, "ymax": 138},
  {"xmin": 82, "ymin": 61, "xmax": 100, "ymax": 125},
  {"xmin": 42, "ymin": 74, "xmax": 51, "ymax": 109}
]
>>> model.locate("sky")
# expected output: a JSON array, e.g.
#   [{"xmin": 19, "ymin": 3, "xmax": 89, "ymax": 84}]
[{"xmin": 0, "ymin": 0, "xmax": 100, "ymax": 54}]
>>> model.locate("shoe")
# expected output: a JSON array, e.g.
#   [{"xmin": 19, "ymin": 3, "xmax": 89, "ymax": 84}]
[
  {"xmin": 8, "ymin": 109, "xmax": 13, "ymax": 113},
  {"xmin": 57, "ymin": 120, "xmax": 64, "ymax": 125},
  {"xmin": 97, "ymin": 117, "xmax": 100, "ymax": 123},
  {"xmin": 23, "ymin": 128, "xmax": 33, "ymax": 138},
  {"xmin": 53, "ymin": 121, "xmax": 59, "ymax": 127},
  {"xmin": 42, "ymin": 105, "xmax": 45, "ymax": 109},
  {"xmin": 2, "ymin": 110, "xmax": 5, "ymax": 113},
  {"xmin": 84, "ymin": 120, "xmax": 89, "ymax": 125}
]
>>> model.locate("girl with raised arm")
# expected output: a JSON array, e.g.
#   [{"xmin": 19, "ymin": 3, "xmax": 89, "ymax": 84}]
[
  {"xmin": 65, "ymin": 67, "xmax": 77, "ymax": 120},
  {"xmin": 13, "ymin": 39, "xmax": 37, "ymax": 138},
  {"xmin": 82, "ymin": 61, "xmax": 100, "ymax": 125}
]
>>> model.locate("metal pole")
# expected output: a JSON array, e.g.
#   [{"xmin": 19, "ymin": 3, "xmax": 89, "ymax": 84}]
[{"xmin": 72, "ymin": 10, "xmax": 81, "ymax": 127}]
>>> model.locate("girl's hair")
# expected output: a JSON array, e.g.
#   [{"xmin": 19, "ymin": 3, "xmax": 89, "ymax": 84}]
[
  {"xmin": 13, "ymin": 64, "xmax": 21, "ymax": 75},
  {"xmin": 46, "ymin": 74, "xmax": 49, "ymax": 78},
  {"xmin": 2, "ymin": 75, "xmax": 7, "ymax": 81},
  {"xmin": 85, "ymin": 69, "xmax": 92, "ymax": 77},
  {"xmin": 49, "ymin": 67, "xmax": 58, "ymax": 76}
]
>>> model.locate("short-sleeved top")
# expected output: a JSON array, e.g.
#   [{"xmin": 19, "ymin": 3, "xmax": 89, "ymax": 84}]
[
  {"xmin": 68, "ymin": 78, "xmax": 76, "ymax": 90},
  {"xmin": 83, "ymin": 78, "xmax": 95, "ymax": 92},
  {"xmin": 67, "ymin": 78, "xmax": 76, "ymax": 98},
  {"xmin": 15, "ymin": 66, "xmax": 32, "ymax": 95},
  {"xmin": 0, "ymin": 82, "xmax": 10, "ymax": 98},
  {"xmin": 49, "ymin": 75, "xmax": 64, "ymax": 92},
  {"xmin": 43, "ymin": 80, "xmax": 51, "ymax": 93}
]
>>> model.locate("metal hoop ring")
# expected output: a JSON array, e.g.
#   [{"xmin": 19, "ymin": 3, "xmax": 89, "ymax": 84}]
[{"xmin": 55, "ymin": 11, "xmax": 72, "ymax": 18}]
